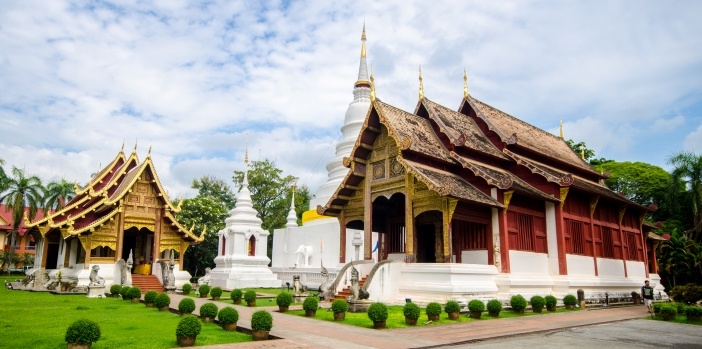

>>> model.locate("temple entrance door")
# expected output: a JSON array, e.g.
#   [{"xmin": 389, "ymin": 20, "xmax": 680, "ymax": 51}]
[
  {"xmin": 416, "ymin": 223, "xmax": 436, "ymax": 263},
  {"xmin": 122, "ymin": 227, "xmax": 155, "ymax": 271},
  {"xmin": 44, "ymin": 230, "xmax": 61, "ymax": 269}
]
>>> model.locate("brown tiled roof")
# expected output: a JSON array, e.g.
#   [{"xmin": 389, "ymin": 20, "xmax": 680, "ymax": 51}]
[{"xmin": 504, "ymin": 148, "xmax": 574, "ymax": 186}]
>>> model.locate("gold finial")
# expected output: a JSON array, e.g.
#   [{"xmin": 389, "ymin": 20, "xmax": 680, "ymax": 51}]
[
  {"xmin": 370, "ymin": 64, "xmax": 376, "ymax": 102},
  {"xmin": 244, "ymin": 146, "xmax": 249, "ymax": 165},
  {"xmin": 147, "ymin": 144, "xmax": 152, "ymax": 157},
  {"xmin": 133, "ymin": 140, "xmax": 137, "ymax": 153},
  {"xmin": 419, "ymin": 65, "xmax": 424, "ymax": 101},
  {"xmin": 361, "ymin": 22, "xmax": 366, "ymax": 58},
  {"xmin": 120, "ymin": 140, "xmax": 124, "ymax": 152},
  {"xmin": 463, "ymin": 68, "xmax": 469, "ymax": 99},
  {"xmin": 559, "ymin": 118, "xmax": 564, "ymax": 139},
  {"xmin": 580, "ymin": 144, "xmax": 585, "ymax": 160}
]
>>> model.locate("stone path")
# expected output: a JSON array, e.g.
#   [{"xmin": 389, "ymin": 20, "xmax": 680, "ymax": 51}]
[{"xmin": 164, "ymin": 294, "xmax": 650, "ymax": 349}]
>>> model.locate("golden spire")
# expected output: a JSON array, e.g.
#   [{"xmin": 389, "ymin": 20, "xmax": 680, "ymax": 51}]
[
  {"xmin": 147, "ymin": 144, "xmax": 152, "ymax": 158},
  {"xmin": 418, "ymin": 65, "xmax": 424, "ymax": 101},
  {"xmin": 370, "ymin": 64, "xmax": 376, "ymax": 102},
  {"xmin": 361, "ymin": 22, "xmax": 367, "ymax": 58},
  {"xmin": 120, "ymin": 140, "xmax": 125, "ymax": 153},
  {"xmin": 463, "ymin": 68, "xmax": 469, "ymax": 99},
  {"xmin": 244, "ymin": 146, "xmax": 249, "ymax": 165},
  {"xmin": 133, "ymin": 139, "xmax": 138, "ymax": 153},
  {"xmin": 580, "ymin": 144, "xmax": 585, "ymax": 160},
  {"xmin": 559, "ymin": 118, "xmax": 564, "ymax": 139}
]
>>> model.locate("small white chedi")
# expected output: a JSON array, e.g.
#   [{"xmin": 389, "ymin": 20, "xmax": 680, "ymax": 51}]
[{"xmin": 209, "ymin": 151, "xmax": 280, "ymax": 289}]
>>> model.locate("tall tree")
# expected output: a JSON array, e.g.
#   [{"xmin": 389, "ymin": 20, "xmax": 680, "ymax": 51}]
[
  {"xmin": 668, "ymin": 151, "xmax": 702, "ymax": 241},
  {"xmin": 191, "ymin": 175, "xmax": 236, "ymax": 209},
  {"xmin": 0, "ymin": 167, "xmax": 43, "ymax": 272},
  {"xmin": 176, "ymin": 196, "xmax": 228, "ymax": 277},
  {"xmin": 0, "ymin": 158, "xmax": 7, "ymax": 193},
  {"xmin": 43, "ymin": 179, "xmax": 76, "ymax": 211}
]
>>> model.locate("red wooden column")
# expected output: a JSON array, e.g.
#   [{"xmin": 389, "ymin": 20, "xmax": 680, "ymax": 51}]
[
  {"xmin": 589, "ymin": 196, "xmax": 599, "ymax": 276},
  {"xmin": 499, "ymin": 191, "xmax": 512, "ymax": 273},
  {"xmin": 554, "ymin": 202, "xmax": 568, "ymax": 275},
  {"xmin": 618, "ymin": 206, "xmax": 628, "ymax": 277}
]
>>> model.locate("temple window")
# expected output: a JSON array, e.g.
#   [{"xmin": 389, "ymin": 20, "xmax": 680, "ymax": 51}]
[
  {"xmin": 221, "ymin": 236, "xmax": 226, "ymax": 256},
  {"xmin": 248, "ymin": 235, "xmax": 256, "ymax": 256},
  {"xmin": 90, "ymin": 246, "xmax": 115, "ymax": 258}
]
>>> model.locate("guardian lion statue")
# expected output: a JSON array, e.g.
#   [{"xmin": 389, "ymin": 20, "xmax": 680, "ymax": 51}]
[
  {"xmin": 89, "ymin": 265, "xmax": 105, "ymax": 286},
  {"xmin": 292, "ymin": 275, "xmax": 307, "ymax": 296}
]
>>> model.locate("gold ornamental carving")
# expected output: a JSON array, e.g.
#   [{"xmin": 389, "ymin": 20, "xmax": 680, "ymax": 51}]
[
  {"xmin": 559, "ymin": 187, "xmax": 570, "ymax": 209},
  {"xmin": 372, "ymin": 161, "xmax": 386, "ymax": 180},
  {"xmin": 503, "ymin": 190, "xmax": 514, "ymax": 210},
  {"xmin": 590, "ymin": 196, "xmax": 600, "ymax": 217},
  {"xmin": 619, "ymin": 205, "xmax": 627, "ymax": 225}
]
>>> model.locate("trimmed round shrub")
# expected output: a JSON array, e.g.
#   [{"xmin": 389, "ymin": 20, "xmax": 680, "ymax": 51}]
[
  {"xmin": 244, "ymin": 290, "xmax": 257, "ymax": 304},
  {"xmin": 230, "ymin": 289, "xmax": 243, "ymax": 302},
  {"xmin": 127, "ymin": 286, "xmax": 141, "ymax": 300},
  {"xmin": 276, "ymin": 292, "xmax": 293, "ymax": 308},
  {"xmin": 178, "ymin": 298, "xmax": 196, "ymax": 314},
  {"xmin": 468, "ymin": 299, "xmax": 485, "ymax": 313},
  {"xmin": 120, "ymin": 286, "xmax": 131, "ymax": 298},
  {"xmin": 685, "ymin": 305, "xmax": 702, "ymax": 317},
  {"xmin": 487, "ymin": 299, "xmax": 502, "ymax": 314},
  {"xmin": 251, "ymin": 310, "xmax": 273, "ymax": 331},
  {"xmin": 218, "ymin": 307, "xmax": 239, "ymax": 324},
  {"xmin": 403, "ymin": 302, "xmax": 420, "ymax": 320},
  {"xmin": 563, "ymin": 294, "xmax": 577, "ymax": 306},
  {"xmin": 653, "ymin": 302, "xmax": 662, "ymax": 314},
  {"xmin": 545, "ymin": 295, "xmax": 558, "ymax": 309},
  {"xmin": 176, "ymin": 315, "xmax": 201, "ymax": 338},
  {"xmin": 182, "ymin": 283, "xmax": 192, "ymax": 295},
  {"xmin": 444, "ymin": 300, "xmax": 461, "ymax": 313},
  {"xmin": 530, "ymin": 295, "xmax": 545, "ymax": 310},
  {"xmin": 510, "ymin": 295, "xmax": 527, "ymax": 312},
  {"xmin": 65, "ymin": 319, "xmax": 101, "ymax": 344},
  {"xmin": 110, "ymin": 284, "xmax": 122, "ymax": 295},
  {"xmin": 657, "ymin": 303, "xmax": 677, "ymax": 316},
  {"xmin": 154, "ymin": 293, "xmax": 171, "ymax": 308},
  {"xmin": 367, "ymin": 302, "xmax": 388, "ymax": 322},
  {"xmin": 198, "ymin": 284, "xmax": 210, "ymax": 297},
  {"xmin": 200, "ymin": 303, "xmax": 219, "ymax": 318},
  {"xmin": 426, "ymin": 302, "xmax": 442, "ymax": 316},
  {"xmin": 303, "ymin": 297, "xmax": 319, "ymax": 311},
  {"xmin": 144, "ymin": 291, "xmax": 158, "ymax": 304},
  {"xmin": 210, "ymin": 286, "xmax": 223, "ymax": 298},
  {"xmin": 331, "ymin": 299, "xmax": 349, "ymax": 313}
]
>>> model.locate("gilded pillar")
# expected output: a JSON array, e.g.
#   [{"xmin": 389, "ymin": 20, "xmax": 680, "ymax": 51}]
[
  {"xmin": 405, "ymin": 173, "xmax": 416, "ymax": 263},
  {"xmin": 442, "ymin": 198, "xmax": 457, "ymax": 263},
  {"xmin": 116, "ymin": 203, "xmax": 125, "ymax": 261}
]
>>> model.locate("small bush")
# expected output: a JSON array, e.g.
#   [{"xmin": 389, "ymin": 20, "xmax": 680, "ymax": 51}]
[
  {"xmin": 178, "ymin": 298, "xmax": 196, "ymax": 314},
  {"xmin": 657, "ymin": 303, "xmax": 677, "ymax": 315},
  {"xmin": 127, "ymin": 286, "xmax": 141, "ymax": 300},
  {"xmin": 530, "ymin": 295, "xmax": 545, "ymax": 310},
  {"xmin": 510, "ymin": 295, "xmax": 527, "ymax": 312},
  {"xmin": 444, "ymin": 300, "xmax": 461, "ymax": 313},
  {"xmin": 110, "ymin": 284, "xmax": 122, "ymax": 295},
  {"xmin": 200, "ymin": 303, "xmax": 219, "ymax": 318},
  {"xmin": 244, "ymin": 290, "xmax": 257, "ymax": 303},
  {"xmin": 182, "ymin": 283, "xmax": 192, "ymax": 294},
  {"xmin": 65, "ymin": 319, "xmax": 101, "ymax": 344},
  {"xmin": 367, "ymin": 302, "xmax": 388, "ymax": 322},
  {"xmin": 230, "ymin": 289, "xmax": 243, "ymax": 302},
  {"xmin": 685, "ymin": 305, "xmax": 702, "ymax": 317},
  {"xmin": 144, "ymin": 291, "xmax": 158, "ymax": 304},
  {"xmin": 198, "ymin": 284, "xmax": 210, "ymax": 297},
  {"xmin": 218, "ymin": 307, "xmax": 239, "ymax": 324},
  {"xmin": 674, "ymin": 302, "xmax": 686, "ymax": 315},
  {"xmin": 653, "ymin": 302, "xmax": 662, "ymax": 314},
  {"xmin": 331, "ymin": 299, "xmax": 349, "ymax": 313},
  {"xmin": 669, "ymin": 283, "xmax": 702, "ymax": 305},
  {"xmin": 210, "ymin": 286, "xmax": 223, "ymax": 298},
  {"xmin": 403, "ymin": 302, "xmax": 421, "ymax": 319},
  {"xmin": 563, "ymin": 294, "xmax": 577, "ymax": 306},
  {"xmin": 251, "ymin": 311, "xmax": 273, "ymax": 331},
  {"xmin": 468, "ymin": 300, "xmax": 485, "ymax": 313},
  {"xmin": 276, "ymin": 292, "xmax": 293, "ymax": 308},
  {"xmin": 487, "ymin": 299, "xmax": 502, "ymax": 314},
  {"xmin": 425, "ymin": 302, "xmax": 442, "ymax": 316},
  {"xmin": 176, "ymin": 315, "xmax": 201, "ymax": 338},
  {"xmin": 545, "ymin": 295, "xmax": 558, "ymax": 309},
  {"xmin": 303, "ymin": 297, "xmax": 319, "ymax": 311},
  {"xmin": 120, "ymin": 286, "xmax": 131, "ymax": 298},
  {"xmin": 154, "ymin": 293, "xmax": 171, "ymax": 308}
]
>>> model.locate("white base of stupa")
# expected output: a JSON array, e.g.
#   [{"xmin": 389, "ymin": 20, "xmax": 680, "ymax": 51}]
[{"xmin": 210, "ymin": 255, "xmax": 281, "ymax": 290}]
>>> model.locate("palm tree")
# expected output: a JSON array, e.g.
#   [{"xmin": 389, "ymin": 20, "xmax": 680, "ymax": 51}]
[
  {"xmin": 44, "ymin": 178, "xmax": 76, "ymax": 211},
  {"xmin": 0, "ymin": 167, "xmax": 43, "ymax": 274},
  {"xmin": 668, "ymin": 151, "xmax": 702, "ymax": 241},
  {"xmin": 0, "ymin": 158, "xmax": 7, "ymax": 192}
]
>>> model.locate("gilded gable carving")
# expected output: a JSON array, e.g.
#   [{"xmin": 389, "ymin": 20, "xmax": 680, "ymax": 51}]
[{"xmin": 372, "ymin": 161, "xmax": 386, "ymax": 180}]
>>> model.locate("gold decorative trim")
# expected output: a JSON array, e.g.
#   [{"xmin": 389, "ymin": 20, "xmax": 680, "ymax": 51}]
[
  {"xmin": 503, "ymin": 190, "xmax": 514, "ymax": 210},
  {"xmin": 619, "ymin": 205, "xmax": 627, "ymax": 225},
  {"xmin": 590, "ymin": 196, "xmax": 600, "ymax": 216},
  {"xmin": 559, "ymin": 187, "xmax": 570, "ymax": 209}
]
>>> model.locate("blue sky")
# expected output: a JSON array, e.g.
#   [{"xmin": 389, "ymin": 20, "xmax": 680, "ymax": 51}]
[{"xmin": 1, "ymin": 1, "xmax": 701, "ymax": 199}]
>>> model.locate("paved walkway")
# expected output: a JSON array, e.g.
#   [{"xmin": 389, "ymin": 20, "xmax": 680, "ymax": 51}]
[{"xmin": 164, "ymin": 294, "xmax": 650, "ymax": 349}]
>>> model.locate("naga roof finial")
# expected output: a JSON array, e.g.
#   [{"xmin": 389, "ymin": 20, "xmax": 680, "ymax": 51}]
[
  {"xmin": 419, "ymin": 65, "xmax": 425, "ymax": 101},
  {"xmin": 463, "ymin": 68, "xmax": 469, "ymax": 99}
]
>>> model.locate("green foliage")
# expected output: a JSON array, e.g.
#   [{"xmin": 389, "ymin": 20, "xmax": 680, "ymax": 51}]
[
  {"xmin": 468, "ymin": 300, "xmax": 485, "ymax": 313},
  {"xmin": 210, "ymin": 286, "xmax": 223, "ymax": 298},
  {"xmin": 176, "ymin": 193, "xmax": 228, "ymax": 277},
  {"xmin": 191, "ymin": 175, "xmax": 236, "ymax": 208},
  {"xmin": 143, "ymin": 291, "xmax": 158, "ymax": 304},
  {"xmin": 120, "ymin": 286, "xmax": 131, "ymax": 298},
  {"xmin": 657, "ymin": 236, "xmax": 702, "ymax": 289},
  {"xmin": 653, "ymin": 302, "xmax": 662, "ymax": 313},
  {"xmin": 178, "ymin": 298, "xmax": 196, "ymax": 314},
  {"xmin": 563, "ymin": 294, "xmax": 577, "ymax": 306},
  {"xmin": 200, "ymin": 303, "xmax": 219, "ymax": 318},
  {"xmin": 110, "ymin": 284, "xmax": 122, "ymax": 295},
  {"xmin": 198, "ymin": 284, "xmax": 210, "ymax": 297},
  {"xmin": 669, "ymin": 283, "xmax": 702, "ymax": 304},
  {"xmin": 487, "ymin": 299, "xmax": 502, "ymax": 314},
  {"xmin": 230, "ymin": 289, "xmax": 243, "ymax": 302},
  {"xmin": 685, "ymin": 305, "xmax": 702, "ymax": 317},
  {"xmin": 127, "ymin": 287, "xmax": 141, "ymax": 299},
  {"xmin": 595, "ymin": 161, "xmax": 670, "ymax": 208},
  {"xmin": 367, "ymin": 302, "xmax": 388, "ymax": 322},
  {"xmin": 565, "ymin": 139, "xmax": 597, "ymax": 163},
  {"xmin": 403, "ymin": 302, "xmax": 420, "ymax": 319},
  {"xmin": 657, "ymin": 303, "xmax": 678, "ymax": 315},
  {"xmin": 276, "ymin": 292, "xmax": 293, "ymax": 307},
  {"xmin": 0, "ymin": 166, "xmax": 43, "ymax": 270},
  {"xmin": 674, "ymin": 302, "xmax": 686, "ymax": 315},
  {"xmin": 331, "ymin": 299, "xmax": 349, "ymax": 313},
  {"xmin": 65, "ymin": 319, "xmax": 101, "ymax": 344},
  {"xmin": 175, "ymin": 315, "xmax": 201, "ymax": 338},
  {"xmin": 244, "ymin": 290, "xmax": 257, "ymax": 303},
  {"xmin": 43, "ymin": 178, "xmax": 76, "ymax": 211},
  {"xmin": 530, "ymin": 295, "xmax": 545, "ymax": 310},
  {"xmin": 251, "ymin": 311, "xmax": 273, "ymax": 331},
  {"xmin": 510, "ymin": 295, "xmax": 527, "ymax": 311},
  {"xmin": 154, "ymin": 293, "xmax": 171, "ymax": 308},
  {"xmin": 182, "ymin": 283, "xmax": 192, "ymax": 294},
  {"xmin": 667, "ymin": 151, "xmax": 702, "ymax": 240},
  {"xmin": 218, "ymin": 307, "xmax": 239, "ymax": 324},
  {"xmin": 444, "ymin": 300, "xmax": 460, "ymax": 313},
  {"xmin": 302, "ymin": 297, "xmax": 318, "ymax": 311},
  {"xmin": 425, "ymin": 302, "xmax": 442, "ymax": 316},
  {"xmin": 545, "ymin": 295, "xmax": 558, "ymax": 308}
]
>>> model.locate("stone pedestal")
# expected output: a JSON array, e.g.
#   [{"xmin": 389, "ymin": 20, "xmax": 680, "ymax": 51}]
[
  {"xmin": 86, "ymin": 285, "xmax": 106, "ymax": 298},
  {"xmin": 348, "ymin": 300, "xmax": 372, "ymax": 313}
]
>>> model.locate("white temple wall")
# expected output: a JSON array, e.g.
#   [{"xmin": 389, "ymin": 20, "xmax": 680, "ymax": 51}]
[
  {"xmin": 461, "ymin": 250, "xmax": 487, "ymax": 265},
  {"xmin": 393, "ymin": 264, "xmax": 499, "ymax": 305},
  {"xmin": 363, "ymin": 261, "xmax": 402, "ymax": 303},
  {"xmin": 597, "ymin": 258, "xmax": 625, "ymax": 277},
  {"xmin": 545, "ymin": 202, "xmax": 559, "ymax": 274},
  {"xmin": 68, "ymin": 239, "xmax": 79, "ymax": 268},
  {"xmin": 508, "ymin": 251, "xmax": 549, "ymax": 274},
  {"xmin": 625, "ymin": 260, "xmax": 646, "ymax": 278},
  {"xmin": 566, "ymin": 254, "xmax": 596, "ymax": 276}
]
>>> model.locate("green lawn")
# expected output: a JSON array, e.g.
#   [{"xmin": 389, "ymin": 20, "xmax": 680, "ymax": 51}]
[
  {"xmin": 0, "ymin": 276, "xmax": 251, "ymax": 348},
  {"xmin": 184, "ymin": 287, "xmax": 303, "ymax": 307}
]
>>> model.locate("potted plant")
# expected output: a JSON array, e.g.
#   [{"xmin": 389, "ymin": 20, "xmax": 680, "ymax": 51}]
[
  {"xmin": 510, "ymin": 295, "xmax": 527, "ymax": 314},
  {"xmin": 468, "ymin": 299, "xmax": 485, "ymax": 319},
  {"xmin": 178, "ymin": 298, "xmax": 196, "ymax": 315},
  {"xmin": 685, "ymin": 305, "xmax": 702, "ymax": 322},
  {"xmin": 120, "ymin": 286, "xmax": 131, "ymax": 300},
  {"xmin": 545, "ymin": 295, "xmax": 558, "ymax": 312},
  {"xmin": 331, "ymin": 299, "xmax": 349, "ymax": 321},
  {"xmin": 210, "ymin": 286, "xmax": 223, "ymax": 300},
  {"xmin": 218, "ymin": 307, "xmax": 239, "ymax": 331},
  {"xmin": 175, "ymin": 315, "xmax": 201, "ymax": 347},
  {"xmin": 303, "ymin": 297, "xmax": 318, "ymax": 317},
  {"xmin": 487, "ymin": 299, "xmax": 502, "ymax": 317},
  {"xmin": 65, "ymin": 319, "xmax": 101, "ymax": 349},
  {"xmin": 250, "ymin": 310, "xmax": 273, "ymax": 341},
  {"xmin": 199, "ymin": 303, "xmax": 219, "ymax": 323},
  {"xmin": 181, "ymin": 283, "xmax": 192, "ymax": 295},
  {"xmin": 244, "ymin": 290, "xmax": 257, "ymax": 307},
  {"xmin": 656, "ymin": 303, "xmax": 677, "ymax": 321},
  {"xmin": 426, "ymin": 302, "xmax": 442, "ymax": 321},
  {"xmin": 198, "ymin": 284, "xmax": 210, "ymax": 299},
  {"xmin": 276, "ymin": 292, "xmax": 293, "ymax": 312},
  {"xmin": 563, "ymin": 294, "xmax": 577, "ymax": 310},
  {"xmin": 127, "ymin": 286, "xmax": 142, "ymax": 303},
  {"xmin": 231, "ymin": 289, "xmax": 243, "ymax": 304},
  {"xmin": 155, "ymin": 293, "xmax": 171, "ymax": 311},
  {"xmin": 109, "ymin": 284, "xmax": 122, "ymax": 298},
  {"xmin": 444, "ymin": 300, "xmax": 461, "ymax": 320},
  {"xmin": 367, "ymin": 302, "xmax": 388, "ymax": 329},
  {"xmin": 144, "ymin": 291, "xmax": 158, "ymax": 307},
  {"xmin": 530, "ymin": 295, "xmax": 545, "ymax": 313},
  {"xmin": 403, "ymin": 302, "xmax": 420, "ymax": 326}
]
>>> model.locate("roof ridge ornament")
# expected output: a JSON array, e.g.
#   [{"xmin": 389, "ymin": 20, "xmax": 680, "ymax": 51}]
[
  {"xmin": 463, "ymin": 68, "xmax": 469, "ymax": 99},
  {"xmin": 133, "ymin": 139, "xmax": 137, "ymax": 153},
  {"xmin": 560, "ymin": 118, "xmax": 564, "ymax": 139},
  {"xmin": 419, "ymin": 65, "xmax": 424, "ymax": 101}
]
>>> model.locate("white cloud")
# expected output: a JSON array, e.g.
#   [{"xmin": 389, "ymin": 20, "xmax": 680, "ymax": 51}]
[{"xmin": 684, "ymin": 123, "xmax": 702, "ymax": 153}]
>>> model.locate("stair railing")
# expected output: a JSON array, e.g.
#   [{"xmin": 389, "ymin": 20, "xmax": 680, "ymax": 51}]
[{"xmin": 330, "ymin": 260, "xmax": 375, "ymax": 296}]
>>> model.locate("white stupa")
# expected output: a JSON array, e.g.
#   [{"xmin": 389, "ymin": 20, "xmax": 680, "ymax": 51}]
[{"xmin": 210, "ymin": 150, "xmax": 280, "ymax": 289}]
